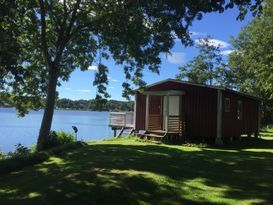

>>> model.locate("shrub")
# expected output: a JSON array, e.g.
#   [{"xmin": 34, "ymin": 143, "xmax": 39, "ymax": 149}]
[
  {"xmin": 43, "ymin": 131, "xmax": 75, "ymax": 150},
  {"xmin": 7, "ymin": 143, "xmax": 32, "ymax": 158},
  {"xmin": 0, "ymin": 141, "xmax": 87, "ymax": 175},
  {"xmin": 0, "ymin": 143, "xmax": 49, "ymax": 174},
  {"xmin": 0, "ymin": 148, "xmax": 4, "ymax": 160}
]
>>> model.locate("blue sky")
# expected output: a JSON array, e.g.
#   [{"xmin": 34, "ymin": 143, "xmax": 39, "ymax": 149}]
[{"xmin": 58, "ymin": 8, "xmax": 253, "ymax": 101}]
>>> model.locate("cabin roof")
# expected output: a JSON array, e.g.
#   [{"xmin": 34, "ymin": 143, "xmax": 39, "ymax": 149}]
[{"xmin": 138, "ymin": 78, "xmax": 262, "ymax": 101}]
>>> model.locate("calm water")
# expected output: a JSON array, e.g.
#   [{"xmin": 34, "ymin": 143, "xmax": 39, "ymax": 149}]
[{"xmin": 0, "ymin": 108, "xmax": 113, "ymax": 153}]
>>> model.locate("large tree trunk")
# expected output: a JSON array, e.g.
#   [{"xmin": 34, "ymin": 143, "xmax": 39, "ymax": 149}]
[{"xmin": 37, "ymin": 67, "xmax": 59, "ymax": 150}]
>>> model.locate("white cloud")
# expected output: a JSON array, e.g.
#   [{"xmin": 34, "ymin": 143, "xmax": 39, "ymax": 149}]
[
  {"xmin": 65, "ymin": 87, "xmax": 71, "ymax": 90},
  {"xmin": 165, "ymin": 52, "xmax": 185, "ymax": 64},
  {"xmin": 88, "ymin": 65, "xmax": 98, "ymax": 71},
  {"xmin": 77, "ymin": 89, "xmax": 92, "ymax": 93},
  {"xmin": 107, "ymin": 76, "xmax": 118, "ymax": 82},
  {"xmin": 109, "ymin": 86, "xmax": 115, "ymax": 89},
  {"xmin": 189, "ymin": 31, "xmax": 207, "ymax": 36},
  {"xmin": 174, "ymin": 31, "xmax": 206, "ymax": 42},
  {"xmin": 195, "ymin": 38, "xmax": 230, "ymax": 48},
  {"xmin": 220, "ymin": 50, "xmax": 234, "ymax": 56}
]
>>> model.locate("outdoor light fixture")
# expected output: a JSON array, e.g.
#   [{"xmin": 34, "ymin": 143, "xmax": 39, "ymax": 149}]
[{"xmin": 72, "ymin": 126, "xmax": 78, "ymax": 141}]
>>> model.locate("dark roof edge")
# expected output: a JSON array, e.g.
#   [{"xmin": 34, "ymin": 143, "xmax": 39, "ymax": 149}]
[{"xmin": 136, "ymin": 78, "xmax": 262, "ymax": 101}]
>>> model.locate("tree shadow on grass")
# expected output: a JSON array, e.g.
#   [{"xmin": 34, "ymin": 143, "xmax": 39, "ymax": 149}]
[
  {"xmin": 0, "ymin": 142, "xmax": 273, "ymax": 205},
  {"xmin": 219, "ymin": 137, "xmax": 273, "ymax": 150}
]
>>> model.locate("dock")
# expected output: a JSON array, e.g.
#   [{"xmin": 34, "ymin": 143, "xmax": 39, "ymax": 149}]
[{"xmin": 109, "ymin": 112, "xmax": 134, "ymax": 137}]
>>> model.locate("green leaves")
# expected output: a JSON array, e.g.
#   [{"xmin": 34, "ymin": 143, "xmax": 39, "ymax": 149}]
[
  {"xmin": 228, "ymin": 0, "xmax": 273, "ymax": 124},
  {"xmin": 0, "ymin": 0, "xmax": 264, "ymax": 115},
  {"xmin": 176, "ymin": 36, "xmax": 229, "ymax": 86},
  {"xmin": 229, "ymin": 0, "xmax": 273, "ymax": 98},
  {"xmin": 93, "ymin": 64, "xmax": 109, "ymax": 99}
]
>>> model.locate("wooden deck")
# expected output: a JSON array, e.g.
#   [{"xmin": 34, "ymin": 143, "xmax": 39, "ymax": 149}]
[
  {"xmin": 109, "ymin": 112, "xmax": 134, "ymax": 137},
  {"xmin": 109, "ymin": 112, "xmax": 134, "ymax": 129},
  {"xmin": 137, "ymin": 114, "xmax": 186, "ymax": 143},
  {"xmin": 108, "ymin": 112, "xmax": 186, "ymax": 142}
]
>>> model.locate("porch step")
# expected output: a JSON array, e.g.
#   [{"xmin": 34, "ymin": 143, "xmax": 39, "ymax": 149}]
[
  {"xmin": 146, "ymin": 130, "xmax": 166, "ymax": 136},
  {"xmin": 136, "ymin": 138, "xmax": 162, "ymax": 144},
  {"xmin": 136, "ymin": 133, "xmax": 164, "ymax": 142}
]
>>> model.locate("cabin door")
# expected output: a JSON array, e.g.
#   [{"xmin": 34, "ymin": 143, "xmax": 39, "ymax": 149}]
[
  {"xmin": 163, "ymin": 96, "xmax": 180, "ymax": 130},
  {"xmin": 148, "ymin": 96, "xmax": 162, "ymax": 130}
]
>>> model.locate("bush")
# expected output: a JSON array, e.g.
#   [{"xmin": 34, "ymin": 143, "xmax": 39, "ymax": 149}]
[
  {"xmin": 0, "ymin": 141, "xmax": 87, "ymax": 175},
  {"xmin": 0, "ymin": 148, "xmax": 4, "ymax": 160},
  {"xmin": 7, "ymin": 143, "xmax": 32, "ymax": 158},
  {"xmin": 0, "ymin": 144, "xmax": 49, "ymax": 174},
  {"xmin": 43, "ymin": 131, "xmax": 75, "ymax": 150}
]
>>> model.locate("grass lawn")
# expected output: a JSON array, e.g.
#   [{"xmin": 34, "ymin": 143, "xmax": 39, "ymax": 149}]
[{"xmin": 0, "ymin": 129, "xmax": 273, "ymax": 205}]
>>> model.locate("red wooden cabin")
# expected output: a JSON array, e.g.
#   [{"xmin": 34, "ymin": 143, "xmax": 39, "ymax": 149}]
[{"xmin": 134, "ymin": 79, "xmax": 261, "ymax": 144}]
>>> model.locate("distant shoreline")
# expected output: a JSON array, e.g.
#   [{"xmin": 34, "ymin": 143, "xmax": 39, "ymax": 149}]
[
  {"xmin": 0, "ymin": 107, "xmax": 133, "ymax": 112},
  {"xmin": 0, "ymin": 98, "xmax": 134, "ymax": 112}
]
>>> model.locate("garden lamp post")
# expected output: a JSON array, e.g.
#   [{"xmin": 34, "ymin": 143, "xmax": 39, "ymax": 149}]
[{"xmin": 72, "ymin": 126, "xmax": 78, "ymax": 141}]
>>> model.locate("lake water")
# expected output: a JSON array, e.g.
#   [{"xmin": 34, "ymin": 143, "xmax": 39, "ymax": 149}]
[{"xmin": 0, "ymin": 108, "xmax": 113, "ymax": 153}]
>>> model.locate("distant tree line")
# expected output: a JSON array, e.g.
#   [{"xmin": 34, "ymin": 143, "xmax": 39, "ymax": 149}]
[
  {"xmin": 0, "ymin": 97, "xmax": 134, "ymax": 112},
  {"xmin": 56, "ymin": 98, "xmax": 134, "ymax": 112}
]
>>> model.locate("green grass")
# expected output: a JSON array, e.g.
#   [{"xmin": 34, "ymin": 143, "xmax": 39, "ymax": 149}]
[{"xmin": 0, "ymin": 130, "xmax": 273, "ymax": 205}]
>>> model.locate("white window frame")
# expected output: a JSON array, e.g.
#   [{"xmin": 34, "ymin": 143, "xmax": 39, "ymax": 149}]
[
  {"xmin": 224, "ymin": 98, "xmax": 231, "ymax": 112},
  {"xmin": 237, "ymin": 100, "xmax": 243, "ymax": 120}
]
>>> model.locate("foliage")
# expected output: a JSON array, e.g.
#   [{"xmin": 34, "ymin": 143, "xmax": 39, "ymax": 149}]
[
  {"xmin": 176, "ymin": 36, "xmax": 231, "ymax": 86},
  {"xmin": 0, "ymin": 97, "xmax": 134, "ymax": 111},
  {"xmin": 0, "ymin": 0, "xmax": 264, "ymax": 148},
  {"xmin": 56, "ymin": 98, "xmax": 134, "ymax": 111},
  {"xmin": 0, "ymin": 141, "xmax": 87, "ymax": 175},
  {"xmin": 0, "ymin": 148, "xmax": 4, "ymax": 160},
  {"xmin": 0, "ymin": 129, "xmax": 272, "ymax": 204},
  {"xmin": 0, "ymin": 1, "xmax": 23, "ymax": 90},
  {"xmin": 228, "ymin": 0, "xmax": 273, "ymax": 125},
  {"xmin": 6, "ymin": 143, "xmax": 32, "ymax": 158},
  {"xmin": 42, "ymin": 131, "xmax": 75, "ymax": 150}
]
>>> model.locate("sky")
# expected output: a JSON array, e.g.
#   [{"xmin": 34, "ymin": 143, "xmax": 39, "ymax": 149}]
[{"xmin": 58, "ymin": 8, "xmax": 253, "ymax": 101}]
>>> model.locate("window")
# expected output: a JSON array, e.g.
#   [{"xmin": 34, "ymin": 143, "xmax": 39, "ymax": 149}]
[
  {"xmin": 237, "ymin": 100, "xmax": 243, "ymax": 120},
  {"xmin": 224, "ymin": 98, "xmax": 230, "ymax": 112}
]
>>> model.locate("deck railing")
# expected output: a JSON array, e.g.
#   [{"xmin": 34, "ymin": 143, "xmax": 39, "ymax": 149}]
[
  {"xmin": 109, "ymin": 112, "xmax": 134, "ymax": 128},
  {"xmin": 167, "ymin": 113, "xmax": 186, "ymax": 136}
]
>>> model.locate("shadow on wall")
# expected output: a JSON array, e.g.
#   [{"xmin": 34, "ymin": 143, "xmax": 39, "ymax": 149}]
[{"xmin": 0, "ymin": 135, "xmax": 273, "ymax": 205}]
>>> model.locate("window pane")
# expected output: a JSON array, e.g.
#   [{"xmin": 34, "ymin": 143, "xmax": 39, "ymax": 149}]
[{"xmin": 224, "ymin": 98, "xmax": 230, "ymax": 112}]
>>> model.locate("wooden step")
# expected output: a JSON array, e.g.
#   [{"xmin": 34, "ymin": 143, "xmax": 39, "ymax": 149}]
[
  {"xmin": 136, "ymin": 138, "xmax": 162, "ymax": 144},
  {"xmin": 147, "ymin": 130, "xmax": 165, "ymax": 135},
  {"xmin": 136, "ymin": 133, "xmax": 164, "ymax": 142}
]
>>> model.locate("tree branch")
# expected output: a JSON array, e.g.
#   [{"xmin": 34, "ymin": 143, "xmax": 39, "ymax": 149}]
[
  {"xmin": 54, "ymin": 0, "xmax": 81, "ymax": 66},
  {"xmin": 67, "ymin": 0, "xmax": 81, "ymax": 35},
  {"xmin": 37, "ymin": 0, "xmax": 51, "ymax": 67}
]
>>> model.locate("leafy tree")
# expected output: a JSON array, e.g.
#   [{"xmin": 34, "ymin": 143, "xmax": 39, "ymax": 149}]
[
  {"xmin": 0, "ymin": 1, "xmax": 23, "ymax": 89},
  {"xmin": 228, "ymin": 0, "xmax": 273, "ymax": 125},
  {"xmin": 176, "ymin": 37, "xmax": 231, "ymax": 86},
  {"xmin": 0, "ymin": 0, "xmax": 263, "ymax": 149}
]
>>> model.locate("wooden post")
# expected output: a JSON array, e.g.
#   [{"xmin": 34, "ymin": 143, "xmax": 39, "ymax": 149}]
[
  {"xmin": 134, "ymin": 93, "xmax": 137, "ymax": 132},
  {"xmin": 257, "ymin": 101, "xmax": 261, "ymax": 138},
  {"xmin": 113, "ymin": 128, "xmax": 117, "ymax": 137},
  {"xmin": 216, "ymin": 90, "xmax": 223, "ymax": 146},
  {"xmin": 166, "ymin": 95, "xmax": 170, "ymax": 132},
  {"xmin": 145, "ymin": 95, "xmax": 150, "ymax": 130}
]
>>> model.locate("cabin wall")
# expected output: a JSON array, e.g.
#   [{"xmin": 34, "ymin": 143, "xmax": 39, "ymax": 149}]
[
  {"xmin": 222, "ymin": 91, "xmax": 259, "ymax": 138},
  {"xmin": 145, "ymin": 81, "xmax": 218, "ymax": 139},
  {"xmin": 135, "ymin": 80, "xmax": 260, "ymax": 141}
]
